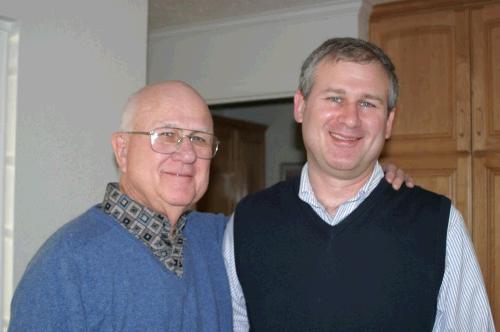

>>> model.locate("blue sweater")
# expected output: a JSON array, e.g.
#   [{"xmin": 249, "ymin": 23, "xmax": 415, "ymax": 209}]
[{"xmin": 9, "ymin": 206, "xmax": 232, "ymax": 331}]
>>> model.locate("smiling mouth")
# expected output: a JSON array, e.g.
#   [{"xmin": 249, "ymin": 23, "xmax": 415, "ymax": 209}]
[
  {"xmin": 162, "ymin": 171, "xmax": 193, "ymax": 178},
  {"xmin": 329, "ymin": 131, "xmax": 360, "ymax": 142}
]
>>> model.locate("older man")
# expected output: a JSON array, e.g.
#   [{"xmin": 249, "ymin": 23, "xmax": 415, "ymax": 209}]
[
  {"xmin": 9, "ymin": 81, "xmax": 232, "ymax": 331},
  {"xmin": 224, "ymin": 38, "xmax": 495, "ymax": 331}
]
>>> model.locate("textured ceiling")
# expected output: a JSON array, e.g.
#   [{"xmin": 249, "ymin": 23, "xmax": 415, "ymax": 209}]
[{"xmin": 148, "ymin": 0, "xmax": 338, "ymax": 30}]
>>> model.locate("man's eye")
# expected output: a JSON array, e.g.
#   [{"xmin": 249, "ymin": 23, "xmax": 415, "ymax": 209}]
[
  {"xmin": 360, "ymin": 101, "xmax": 376, "ymax": 108},
  {"xmin": 327, "ymin": 96, "xmax": 342, "ymax": 103},
  {"xmin": 156, "ymin": 130, "xmax": 177, "ymax": 143},
  {"xmin": 190, "ymin": 135, "xmax": 207, "ymax": 144},
  {"xmin": 158, "ymin": 131, "xmax": 176, "ymax": 137}
]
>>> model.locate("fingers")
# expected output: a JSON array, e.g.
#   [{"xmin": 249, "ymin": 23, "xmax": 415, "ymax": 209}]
[
  {"xmin": 403, "ymin": 173, "xmax": 415, "ymax": 188},
  {"xmin": 382, "ymin": 163, "xmax": 397, "ymax": 184},
  {"xmin": 382, "ymin": 163, "xmax": 415, "ymax": 190},
  {"xmin": 390, "ymin": 168, "xmax": 405, "ymax": 190}
]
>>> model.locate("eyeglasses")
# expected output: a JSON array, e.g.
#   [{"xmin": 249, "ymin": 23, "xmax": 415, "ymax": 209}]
[{"xmin": 125, "ymin": 126, "xmax": 219, "ymax": 159}]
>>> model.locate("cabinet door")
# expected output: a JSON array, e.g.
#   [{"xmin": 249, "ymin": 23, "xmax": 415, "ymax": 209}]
[
  {"xmin": 196, "ymin": 116, "xmax": 266, "ymax": 215},
  {"xmin": 380, "ymin": 153, "xmax": 471, "ymax": 228},
  {"xmin": 238, "ymin": 125, "xmax": 266, "ymax": 197},
  {"xmin": 196, "ymin": 122, "xmax": 237, "ymax": 215},
  {"xmin": 371, "ymin": 7, "xmax": 471, "ymax": 154},
  {"xmin": 471, "ymin": 3, "xmax": 500, "ymax": 151},
  {"xmin": 473, "ymin": 153, "xmax": 500, "ymax": 323},
  {"xmin": 472, "ymin": 153, "xmax": 500, "ymax": 326}
]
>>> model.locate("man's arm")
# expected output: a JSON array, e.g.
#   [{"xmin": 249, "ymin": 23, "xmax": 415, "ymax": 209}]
[
  {"xmin": 433, "ymin": 205, "xmax": 495, "ymax": 331},
  {"xmin": 8, "ymin": 239, "xmax": 86, "ymax": 331},
  {"xmin": 222, "ymin": 215, "xmax": 250, "ymax": 332}
]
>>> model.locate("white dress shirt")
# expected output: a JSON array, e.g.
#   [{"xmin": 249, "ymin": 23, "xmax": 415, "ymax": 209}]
[{"xmin": 223, "ymin": 162, "xmax": 495, "ymax": 332}]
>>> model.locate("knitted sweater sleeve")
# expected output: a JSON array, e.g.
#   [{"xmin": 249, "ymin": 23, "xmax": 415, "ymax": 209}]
[{"xmin": 8, "ymin": 231, "xmax": 87, "ymax": 331}]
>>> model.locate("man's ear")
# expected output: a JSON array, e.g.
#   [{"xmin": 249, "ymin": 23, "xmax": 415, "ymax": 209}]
[
  {"xmin": 111, "ymin": 132, "xmax": 128, "ymax": 173},
  {"xmin": 385, "ymin": 108, "xmax": 396, "ymax": 139},
  {"xmin": 293, "ymin": 90, "xmax": 306, "ymax": 123}
]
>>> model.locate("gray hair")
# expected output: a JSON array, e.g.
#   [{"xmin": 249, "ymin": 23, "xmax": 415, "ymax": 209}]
[{"xmin": 298, "ymin": 37, "xmax": 399, "ymax": 111}]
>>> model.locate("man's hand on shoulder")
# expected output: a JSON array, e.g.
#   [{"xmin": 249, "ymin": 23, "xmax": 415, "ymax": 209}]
[{"xmin": 382, "ymin": 163, "xmax": 415, "ymax": 190}]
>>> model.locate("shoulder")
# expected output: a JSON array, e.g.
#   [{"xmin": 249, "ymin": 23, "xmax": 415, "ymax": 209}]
[
  {"xmin": 188, "ymin": 210, "xmax": 228, "ymax": 226},
  {"xmin": 46, "ymin": 205, "xmax": 117, "ymax": 248},
  {"xmin": 411, "ymin": 185, "xmax": 450, "ymax": 204},
  {"xmin": 13, "ymin": 206, "xmax": 114, "ymax": 291},
  {"xmin": 9, "ymin": 206, "xmax": 130, "ymax": 331},
  {"xmin": 31, "ymin": 205, "xmax": 121, "ymax": 265},
  {"xmin": 379, "ymin": 181, "xmax": 451, "ymax": 210},
  {"xmin": 185, "ymin": 211, "xmax": 229, "ymax": 242},
  {"xmin": 408, "ymin": 185, "xmax": 451, "ymax": 219},
  {"xmin": 376, "ymin": 182, "xmax": 452, "ymax": 233}
]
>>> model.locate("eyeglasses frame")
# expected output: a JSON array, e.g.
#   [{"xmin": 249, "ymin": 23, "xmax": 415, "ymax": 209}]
[{"xmin": 124, "ymin": 126, "xmax": 219, "ymax": 159}]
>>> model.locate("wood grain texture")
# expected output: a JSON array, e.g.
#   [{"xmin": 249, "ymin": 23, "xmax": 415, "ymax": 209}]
[
  {"xmin": 196, "ymin": 115, "xmax": 267, "ymax": 215},
  {"xmin": 371, "ymin": 1, "xmax": 499, "ymax": 326}
]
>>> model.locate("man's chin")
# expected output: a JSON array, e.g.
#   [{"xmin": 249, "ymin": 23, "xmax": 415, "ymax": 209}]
[
  {"xmin": 324, "ymin": 159, "xmax": 359, "ymax": 173},
  {"xmin": 323, "ymin": 160, "xmax": 374, "ymax": 180},
  {"xmin": 162, "ymin": 194, "xmax": 196, "ymax": 210}
]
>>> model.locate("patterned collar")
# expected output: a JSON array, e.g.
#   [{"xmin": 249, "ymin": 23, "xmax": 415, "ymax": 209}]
[{"xmin": 101, "ymin": 183, "xmax": 187, "ymax": 277}]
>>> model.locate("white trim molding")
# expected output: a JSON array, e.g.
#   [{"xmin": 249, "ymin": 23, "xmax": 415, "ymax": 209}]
[
  {"xmin": 0, "ymin": 16, "xmax": 18, "ymax": 331},
  {"xmin": 150, "ymin": 0, "xmax": 368, "ymax": 40}
]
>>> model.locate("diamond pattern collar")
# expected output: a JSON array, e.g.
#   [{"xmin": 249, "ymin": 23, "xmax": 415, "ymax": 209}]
[{"xmin": 101, "ymin": 183, "xmax": 187, "ymax": 277}]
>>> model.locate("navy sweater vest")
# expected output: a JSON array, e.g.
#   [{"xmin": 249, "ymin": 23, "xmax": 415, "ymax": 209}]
[{"xmin": 234, "ymin": 177, "xmax": 450, "ymax": 332}]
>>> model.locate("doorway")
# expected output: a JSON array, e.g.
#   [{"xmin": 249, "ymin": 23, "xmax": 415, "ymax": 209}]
[{"xmin": 197, "ymin": 99, "xmax": 305, "ymax": 215}]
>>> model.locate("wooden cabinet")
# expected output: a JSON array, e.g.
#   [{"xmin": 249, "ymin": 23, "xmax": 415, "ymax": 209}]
[
  {"xmin": 373, "ymin": 6, "xmax": 471, "ymax": 155},
  {"xmin": 196, "ymin": 115, "xmax": 267, "ymax": 215},
  {"xmin": 371, "ymin": 0, "xmax": 500, "ymax": 326},
  {"xmin": 471, "ymin": 4, "xmax": 500, "ymax": 151},
  {"xmin": 473, "ymin": 152, "xmax": 500, "ymax": 323}
]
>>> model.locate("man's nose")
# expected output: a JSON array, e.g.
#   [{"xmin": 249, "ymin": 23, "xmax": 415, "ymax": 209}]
[
  {"xmin": 338, "ymin": 102, "xmax": 361, "ymax": 127},
  {"xmin": 172, "ymin": 136, "xmax": 197, "ymax": 163}
]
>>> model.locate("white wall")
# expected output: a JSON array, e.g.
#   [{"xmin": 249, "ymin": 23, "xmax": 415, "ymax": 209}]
[
  {"xmin": 148, "ymin": 0, "xmax": 372, "ymax": 104},
  {"xmin": 1, "ymin": 1, "xmax": 148, "ymax": 325}
]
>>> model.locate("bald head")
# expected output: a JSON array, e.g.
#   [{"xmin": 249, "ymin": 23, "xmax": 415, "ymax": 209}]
[{"xmin": 120, "ymin": 80, "xmax": 212, "ymax": 132}]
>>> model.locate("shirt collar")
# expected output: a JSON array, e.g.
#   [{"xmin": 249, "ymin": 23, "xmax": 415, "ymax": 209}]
[
  {"xmin": 299, "ymin": 162, "xmax": 384, "ymax": 211},
  {"xmin": 101, "ymin": 183, "xmax": 187, "ymax": 277}
]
